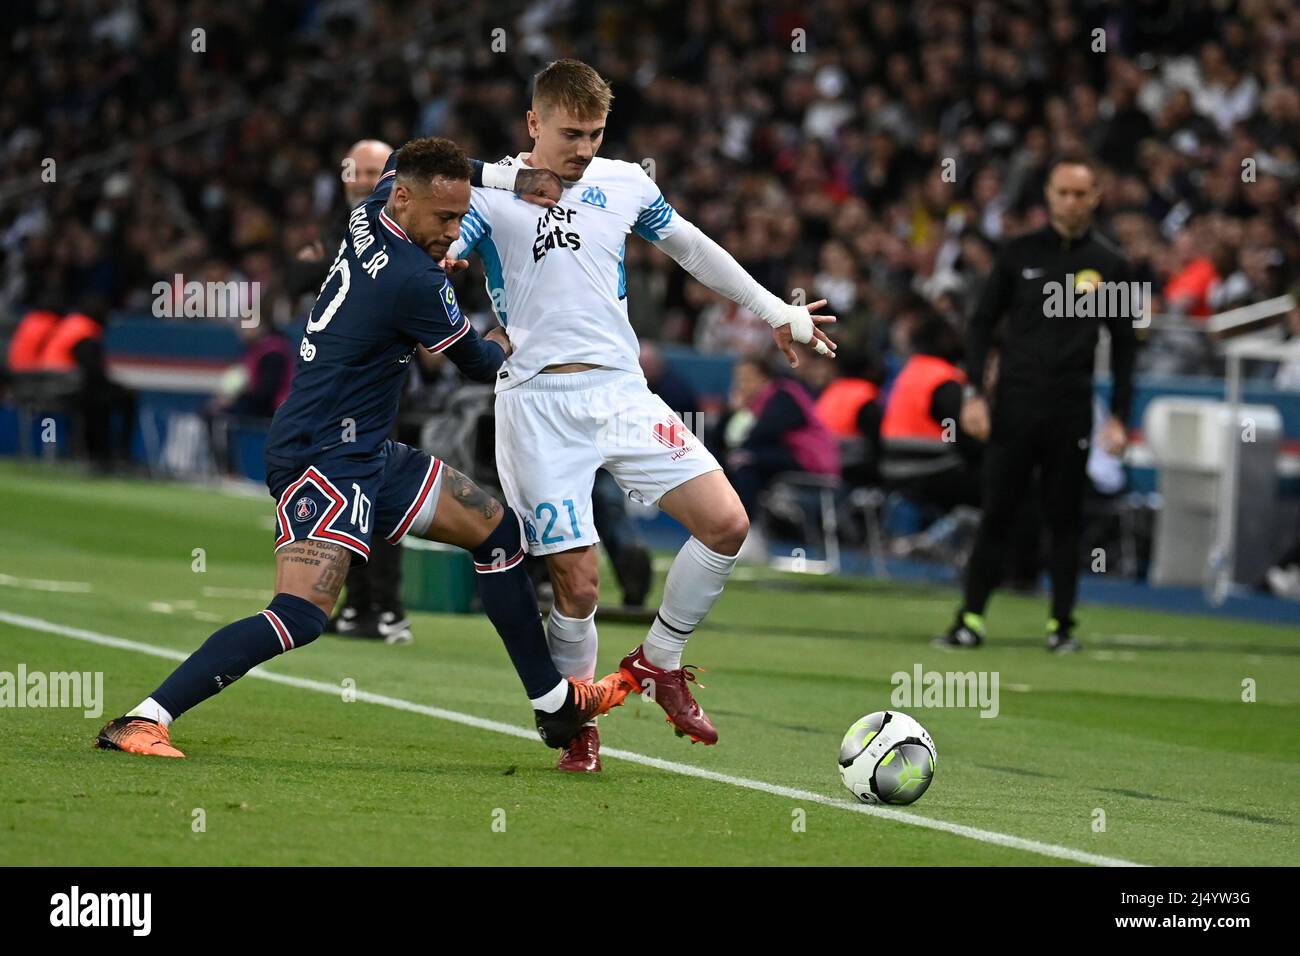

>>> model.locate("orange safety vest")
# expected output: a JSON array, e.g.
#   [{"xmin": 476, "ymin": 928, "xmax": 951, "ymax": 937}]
[
  {"xmin": 7, "ymin": 310, "xmax": 61, "ymax": 371},
  {"xmin": 37, "ymin": 313, "xmax": 102, "ymax": 372},
  {"xmin": 814, "ymin": 378, "xmax": 879, "ymax": 437},
  {"xmin": 881, "ymin": 354, "xmax": 967, "ymax": 440}
]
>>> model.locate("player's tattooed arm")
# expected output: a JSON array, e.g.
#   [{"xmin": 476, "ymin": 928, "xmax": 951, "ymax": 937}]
[{"xmin": 443, "ymin": 466, "xmax": 502, "ymax": 521}]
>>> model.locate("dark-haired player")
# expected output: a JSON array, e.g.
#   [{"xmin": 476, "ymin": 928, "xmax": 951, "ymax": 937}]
[{"xmin": 95, "ymin": 138, "xmax": 627, "ymax": 758}]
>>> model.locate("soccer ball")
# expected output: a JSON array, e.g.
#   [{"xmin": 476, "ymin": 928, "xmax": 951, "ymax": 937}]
[{"xmin": 838, "ymin": 711, "xmax": 937, "ymax": 806}]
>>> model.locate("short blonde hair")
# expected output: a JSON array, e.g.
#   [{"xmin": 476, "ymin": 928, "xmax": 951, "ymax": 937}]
[{"xmin": 532, "ymin": 59, "xmax": 613, "ymax": 119}]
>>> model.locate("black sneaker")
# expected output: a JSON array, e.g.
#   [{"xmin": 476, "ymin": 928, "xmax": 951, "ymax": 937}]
[
  {"xmin": 375, "ymin": 610, "xmax": 413, "ymax": 645},
  {"xmin": 327, "ymin": 605, "xmax": 367, "ymax": 636},
  {"xmin": 931, "ymin": 612, "xmax": 985, "ymax": 648},
  {"xmin": 330, "ymin": 608, "xmax": 379, "ymax": 639},
  {"xmin": 533, "ymin": 675, "xmax": 631, "ymax": 748},
  {"xmin": 1046, "ymin": 617, "xmax": 1081, "ymax": 653}
]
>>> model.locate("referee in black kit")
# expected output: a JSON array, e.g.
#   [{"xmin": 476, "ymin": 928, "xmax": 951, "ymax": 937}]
[{"xmin": 936, "ymin": 153, "xmax": 1137, "ymax": 653}]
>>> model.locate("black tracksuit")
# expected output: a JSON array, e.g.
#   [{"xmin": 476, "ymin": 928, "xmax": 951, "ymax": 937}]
[{"xmin": 961, "ymin": 223, "xmax": 1138, "ymax": 626}]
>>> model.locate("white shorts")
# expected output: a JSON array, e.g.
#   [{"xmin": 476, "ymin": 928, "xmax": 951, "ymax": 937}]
[{"xmin": 495, "ymin": 368, "xmax": 721, "ymax": 556}]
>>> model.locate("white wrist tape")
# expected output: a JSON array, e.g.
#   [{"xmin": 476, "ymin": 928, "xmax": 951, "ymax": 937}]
[{"xmin": 481, "ymin": 163, "xmax": 518, "ymax": 191}]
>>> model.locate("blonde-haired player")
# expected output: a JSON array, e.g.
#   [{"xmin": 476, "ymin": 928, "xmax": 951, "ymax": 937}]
[{"xmin": 446, "ymin": 59, "xmax": 837, "ymax": 771}]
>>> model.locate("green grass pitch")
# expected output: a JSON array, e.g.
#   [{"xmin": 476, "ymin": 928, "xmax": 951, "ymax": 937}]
[{"xmin": 0, "ymin": 461, "xmax": 1296, "ymax": 866}]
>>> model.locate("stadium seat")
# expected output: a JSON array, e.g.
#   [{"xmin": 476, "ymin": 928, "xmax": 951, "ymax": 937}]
[{"xmin": 763, "ymin": 471, "xmax": 843, "ymax": 575}]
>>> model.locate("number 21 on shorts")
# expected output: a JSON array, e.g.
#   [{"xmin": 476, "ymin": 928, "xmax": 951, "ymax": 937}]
[{"xmin": 535, "ymin": 499, "xmax": 580, "ymax": 545}]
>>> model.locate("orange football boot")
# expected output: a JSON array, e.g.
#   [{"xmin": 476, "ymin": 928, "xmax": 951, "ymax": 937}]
[{"xmin": 94, "ymin": 716, "xmax": 185, "ymax": 758}]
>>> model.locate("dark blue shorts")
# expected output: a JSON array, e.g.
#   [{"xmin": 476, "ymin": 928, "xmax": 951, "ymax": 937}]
[{"xmin": 267, "ymin": 440, "xmax": 444, "ymax": 563}]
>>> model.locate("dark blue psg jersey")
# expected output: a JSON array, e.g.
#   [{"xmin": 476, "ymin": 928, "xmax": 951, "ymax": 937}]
[{"xmin": 266, "ymin": 156, "xmax": 502, "ymax": 469}]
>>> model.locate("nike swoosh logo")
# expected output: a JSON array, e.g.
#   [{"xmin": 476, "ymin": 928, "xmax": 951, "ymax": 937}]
[
  {"xmin": 1022, "ymin": 268, "xmax": 1045, "ymax": 279},
  {"xmin": 632, "ymin": 660, "xmax": 657, "ymax": 672}
]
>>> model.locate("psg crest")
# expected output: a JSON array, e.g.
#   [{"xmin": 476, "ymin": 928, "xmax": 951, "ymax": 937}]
[{"xmin": 294, "ymin": 496, "xmax": 318, "ymax": 522}]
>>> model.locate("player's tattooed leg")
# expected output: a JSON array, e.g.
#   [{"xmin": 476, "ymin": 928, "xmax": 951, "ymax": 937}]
[
  {"xmin": 444, "ymin": 466, "xmax": 502, "ymax": 521},
  {"xmin": 419, "ymin": 466, "xmax": 512, "ymax": 551},
  {"xmin": 275, "ymin": 540, "xmax": 352, "ymax": 612}
]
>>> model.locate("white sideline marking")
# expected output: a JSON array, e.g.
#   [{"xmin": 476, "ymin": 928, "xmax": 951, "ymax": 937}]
[
  {"xmin": 0, "ymin": 573, "xmax": 92, "ymax": 593},
  {"xmin": 0, "ymin": 609, "xmax": 1143, "ymax": 868}
]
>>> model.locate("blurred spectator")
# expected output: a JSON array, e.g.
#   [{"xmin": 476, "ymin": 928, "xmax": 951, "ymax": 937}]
[
  {"xmin": 815, "ymin": 347, "xmax": 886, "ymax": 485},
  {"xmin": 881, "ymin": 315, "xmax": 966, "ymax": 444},
  {"xmin": 205, "ymin": 319, "xmax": 293, "ymax": 475},
  {"xmin": 1165, "ymin": 233, "xmax": 1229, "ymax": 318},
  {"xmin": 57, "ymin": 299, "xmax": 136, "ymax": 469},
  {"xmin": 814, "ymin": 349, "xmax": 884, "ymax": 440},
  {"xmin": 881, "ymin": 313, "xmax": 981, "ymax": 510},
  {"xmin": 7, "ymin": 310, "xmax": 61, "ymax": 371},
  {"xmin": 718, "ymin": 355, "xmax": 839, "ymax": 525},
  {"xmin": 209, "ymin": 320, "xmax": 293, "ymax": 421}
]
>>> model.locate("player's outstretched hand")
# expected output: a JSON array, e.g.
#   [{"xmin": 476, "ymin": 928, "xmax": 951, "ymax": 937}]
[
  {"xmin": 439, "ymin": 256, "xmax": 470, "ymax": 274},
  {"xmin": 515, "ymin": 168, "xmax": 563, "ymax": 208},
  {"xmin": 485, "ymin": 326, "xmax": 513, "ymax": 358},
  {"xmin": 773, "ymin": 298, "xmax": 837, "ymax": 368}
]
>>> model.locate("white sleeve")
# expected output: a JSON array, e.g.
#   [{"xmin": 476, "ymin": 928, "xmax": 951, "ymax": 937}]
[
  {"xmin": 652, "ymin": 217, "xmax": 823, "ymax": 352},
  {"xmin": 651, "ymin": 218, "xmax": 786, "ymax": 322}
]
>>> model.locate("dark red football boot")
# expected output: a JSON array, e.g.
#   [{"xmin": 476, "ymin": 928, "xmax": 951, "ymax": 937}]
[
  {"xmin": 619, "ymin": 644, "xmax": 718, "ymax": 744},
  {"xmin": 556, "ymin": 724, "xmax": 601, "ymax": 772}
]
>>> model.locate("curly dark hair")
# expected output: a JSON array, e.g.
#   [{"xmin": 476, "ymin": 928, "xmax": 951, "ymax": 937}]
[{"xmin": 393, "ymin": 137, "xmax": 472, "ymax": 187}]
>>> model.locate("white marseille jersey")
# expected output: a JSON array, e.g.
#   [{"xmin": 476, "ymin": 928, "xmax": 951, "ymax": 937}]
[{"xmin": 450, "ymin": 154, "xmax": 679, "ymax": 391}]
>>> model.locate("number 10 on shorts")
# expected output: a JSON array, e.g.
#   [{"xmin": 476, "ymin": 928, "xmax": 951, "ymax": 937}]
[
  {"xmin": 351, "ymin": 483, "xmax": 372, "ymax": 534},
  {"xmin": 535, "ymin": 499, "xmax": 580, "ymax": 545}
]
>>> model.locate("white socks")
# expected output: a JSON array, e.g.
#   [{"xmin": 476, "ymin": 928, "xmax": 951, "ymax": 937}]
[
  {"xmin": 128, "ymin": 697, "xmax": 174, "ymax": 728},
  {"xmin": 644, "ymin": 536, "xmax": 738, "ymax": 671},
  {"xmin": 546, "ymin": 607, "xmax": 598, "ymax": 681}
]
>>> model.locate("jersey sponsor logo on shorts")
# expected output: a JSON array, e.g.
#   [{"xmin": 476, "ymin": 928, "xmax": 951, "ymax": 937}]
[
  {"xmin": 653, "ymin": 417, "xmax": 687, "ymax": 450},
  {"xmin": 653, "ymin": 416, "xmax": 695, "ymax": 461},
  {"xmin": 294, "ymin": 496, "xmax": 318, "ymax": 522}
]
